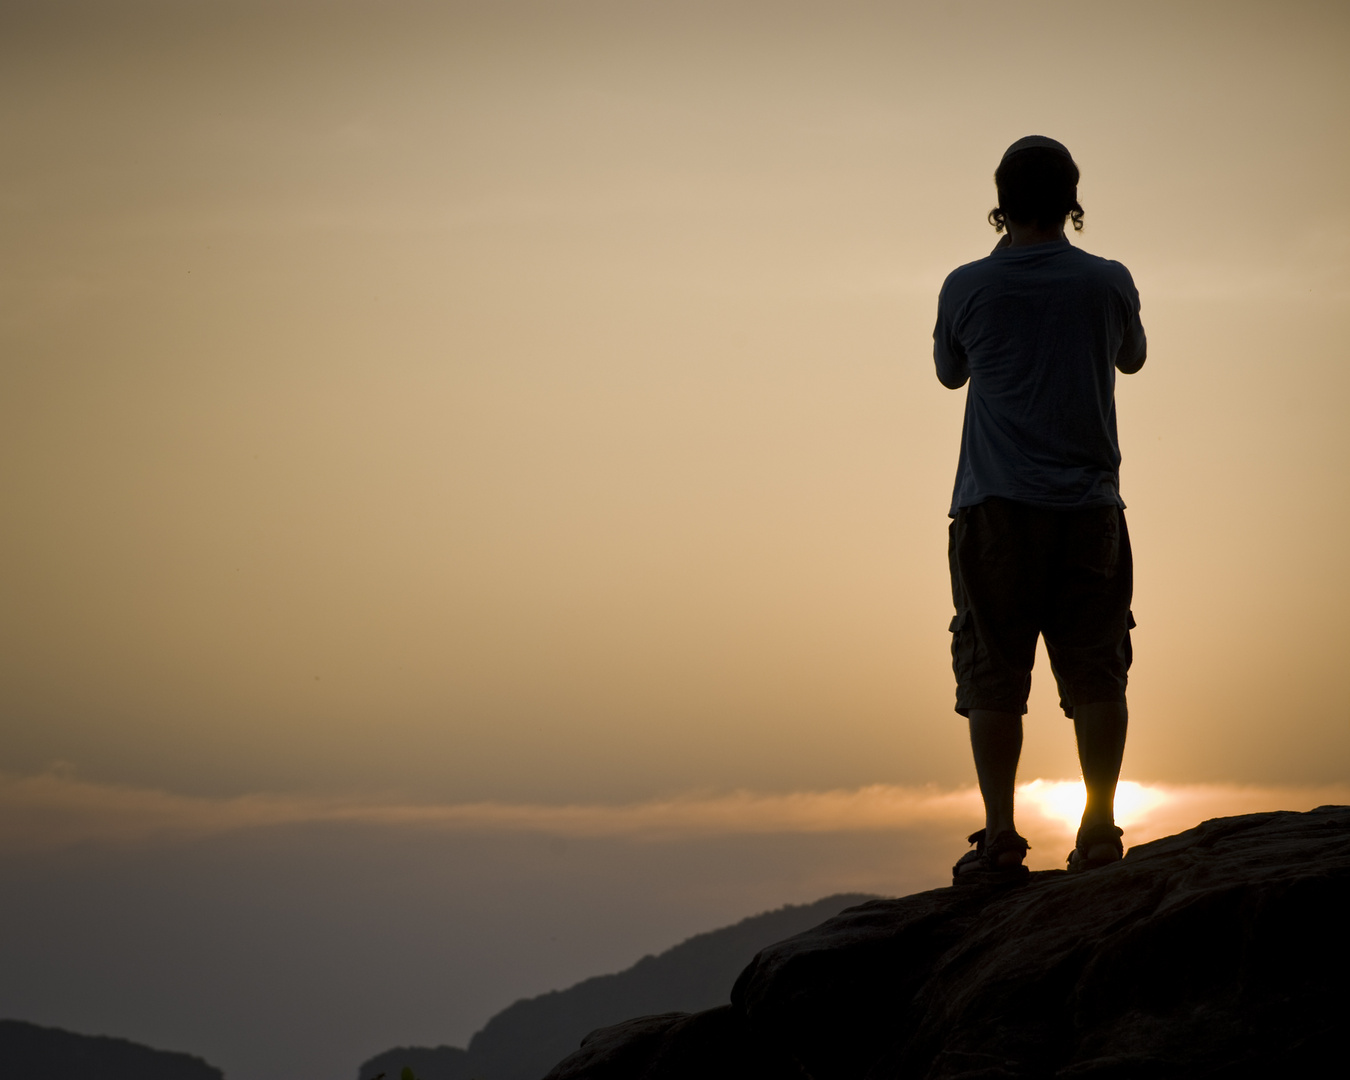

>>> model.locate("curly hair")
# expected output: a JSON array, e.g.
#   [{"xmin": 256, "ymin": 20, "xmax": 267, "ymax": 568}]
[{"xmin": 988, "ymin": 146, "xmax": 1084, "ymax": 233}]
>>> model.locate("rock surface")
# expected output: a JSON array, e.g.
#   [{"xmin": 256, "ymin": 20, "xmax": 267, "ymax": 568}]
[{"xmin": 544, "ymin": 807, "xmax": 1348, "ymax": 1079}]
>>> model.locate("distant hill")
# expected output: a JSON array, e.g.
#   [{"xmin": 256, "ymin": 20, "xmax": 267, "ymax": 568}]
[
  {"xmin": 358, "ymin": 893, "xmax": 875, "ymax": 1080},
  {"xmin": 360, "ymin": 1043, "xmax": 474, "ymax": 1080},
  {"xmin": 0, "ymin": 1019, "xmax": 224, "ymax": 1080}
]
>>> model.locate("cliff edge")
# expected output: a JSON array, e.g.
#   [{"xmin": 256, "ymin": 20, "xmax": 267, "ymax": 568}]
[{"xmin": 544, "ymin": 806, "xmax": 1348, "ymax": 1079}]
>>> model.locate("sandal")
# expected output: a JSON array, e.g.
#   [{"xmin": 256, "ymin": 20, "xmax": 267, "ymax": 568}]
[
  {"xmin": 952, "ymin": 828, "xmax": 1031, "ymax": 885},
  {"xmin": 1067, "ymin": 823, "xmax": 1124, "ymax": 872}
]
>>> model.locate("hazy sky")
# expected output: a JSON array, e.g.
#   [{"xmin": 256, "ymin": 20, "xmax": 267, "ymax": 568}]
[{"xmin": 2, "ymin": 2, "xmax": 1348, "ymax": 1077}]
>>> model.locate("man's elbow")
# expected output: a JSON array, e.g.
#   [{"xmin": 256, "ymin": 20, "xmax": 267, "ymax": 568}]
[
  {"xmin": 1116, "ymin": 350, "xmax": 1146, "ymax": 375},
  {"xmin": 936, "ymin": 367, "xmax": 969, "ymax": 389}
]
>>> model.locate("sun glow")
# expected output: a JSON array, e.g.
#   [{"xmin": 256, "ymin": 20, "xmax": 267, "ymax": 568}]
[{"xmin": 1017, "ymin": 778, "xmax": 1172, "ymax": 838}]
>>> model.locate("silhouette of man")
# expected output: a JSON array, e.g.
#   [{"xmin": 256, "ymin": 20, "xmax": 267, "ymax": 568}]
[{"xmin": 935, "ymin": 136, "xmax": 1146, "ymax": 883}]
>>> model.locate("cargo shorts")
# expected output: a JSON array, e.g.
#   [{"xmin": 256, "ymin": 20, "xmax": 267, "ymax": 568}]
[{"xmin": 948, "ymin": 497, "xmax": 1134, "ymax": 718}]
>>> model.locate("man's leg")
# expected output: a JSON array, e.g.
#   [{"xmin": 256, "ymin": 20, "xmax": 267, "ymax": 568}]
[
  {"xmin": 1073, "ymin": 700, "xmax": 1128, "ymax": 859},
  {"xmin": 1046, "ymin": 505, "xmax": 1133, "ymax": 866},
  {"xmin": 969, "ymin": 709, "xmax": 1024, "ymax": 865},
  {"xmin": 950, "ymin": 500, "xmax": 1041, "ymax": 876}
]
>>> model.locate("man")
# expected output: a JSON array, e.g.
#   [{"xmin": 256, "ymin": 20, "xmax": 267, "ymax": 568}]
[{"xmin": 934, "ymin": 136, "xmax": 1146, "ymax": 884}]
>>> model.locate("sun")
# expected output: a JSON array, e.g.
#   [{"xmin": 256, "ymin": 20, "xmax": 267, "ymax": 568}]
[{"xmin": 1018, "ymin": 778, "xmax": 1169, "ymax": 836}]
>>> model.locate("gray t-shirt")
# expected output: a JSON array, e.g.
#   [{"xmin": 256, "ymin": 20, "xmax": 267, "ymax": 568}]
[{"xmin": 933, "ymin": 238, "xmax": 1146, "ymax": 516}]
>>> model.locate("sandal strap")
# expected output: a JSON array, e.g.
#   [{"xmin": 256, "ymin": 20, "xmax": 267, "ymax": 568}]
[
  {"xmin": 985, "ymin": 830, "xmax": 1031, "ymax": 859},
  {"xmin": 1075, "ymin": 823, "xmax": 1124, "ymax": 854},
  {"xmin": 953, "ymin": 827, "xmax": 1031, "ymax": 883}
]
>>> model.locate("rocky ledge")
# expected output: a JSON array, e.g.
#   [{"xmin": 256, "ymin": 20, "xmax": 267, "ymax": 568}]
[{"xmin": 544, "ymin": 806, "xmax": 1347, "ymax": 1079}]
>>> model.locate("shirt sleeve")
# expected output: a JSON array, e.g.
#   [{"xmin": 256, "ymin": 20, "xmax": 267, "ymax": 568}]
[
  {"xmin": 933, "ymin": 280, "xmax": 969, "ymax": 389},
  {"xmin": 1114, "ymin": 269, "xmax": 1147, "ymax": 374}
]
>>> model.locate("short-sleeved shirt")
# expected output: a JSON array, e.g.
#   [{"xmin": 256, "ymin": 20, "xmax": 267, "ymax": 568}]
[{"xmin": 933, "ymin": 238, "xmax": 1146, "ymax": 517}]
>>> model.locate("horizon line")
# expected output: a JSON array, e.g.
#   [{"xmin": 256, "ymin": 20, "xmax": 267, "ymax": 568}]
[{"xmin": 2, "ymin": 768, "xmax": 1346, "ymax": 854}]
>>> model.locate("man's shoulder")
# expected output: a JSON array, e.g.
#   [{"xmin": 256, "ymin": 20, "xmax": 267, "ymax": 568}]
[
  {"xmin": 940, "ymin": 243, "xmax": 1139, "ymax": 301},
  {"xmin": 1065, "ymin": 246, "xmax": 1138, "ymax": 288},
  {"xmin": 939, "ymin": 254, "xmax": 1000, "ymax": 300}
]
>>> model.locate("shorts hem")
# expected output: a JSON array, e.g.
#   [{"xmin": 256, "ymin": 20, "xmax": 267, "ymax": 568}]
[
  {"xmin": 955, "ymin": 699, "xmax": 1030, "ymax": 718},
  {"xmin": 1059, "ymin": 692, "xmax": 1128, "ymax": 720}
]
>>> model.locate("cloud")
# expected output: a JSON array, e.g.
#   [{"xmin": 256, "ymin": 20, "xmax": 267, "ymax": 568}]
[{"xmin": 1, "ymin": 768, "xmax": 1345, "ymax": 858}]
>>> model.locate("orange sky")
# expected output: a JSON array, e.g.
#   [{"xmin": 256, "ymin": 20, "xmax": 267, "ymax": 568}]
[
  {"xmin": 6, "ymin": 0, "xmax": 1346, "ymax": 805},
  {"xmin": 1, "ymin": 4, "xmax": 1348, "ymax": 1074}
]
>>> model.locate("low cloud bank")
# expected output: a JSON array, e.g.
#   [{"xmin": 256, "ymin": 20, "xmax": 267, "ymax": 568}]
[{"xmin": 2, "ymin": 769, "xmax": 1345, "ymax": 856}]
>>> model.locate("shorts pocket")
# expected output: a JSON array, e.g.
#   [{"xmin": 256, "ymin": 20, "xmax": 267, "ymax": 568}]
[{"xmin": 949, "ymin": 610, "xmax": 974, "ymax": 686}]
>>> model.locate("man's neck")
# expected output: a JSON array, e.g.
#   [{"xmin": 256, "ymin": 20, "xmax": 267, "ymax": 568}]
[{"xmin": 1005, "ymin": 220, "xmax": 1066, "ymax": 248}]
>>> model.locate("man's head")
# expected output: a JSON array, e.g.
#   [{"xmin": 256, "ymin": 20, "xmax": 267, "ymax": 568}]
[{"xmin": 988, "ymin": 136, "xmax": 1084, "ymax": 234}]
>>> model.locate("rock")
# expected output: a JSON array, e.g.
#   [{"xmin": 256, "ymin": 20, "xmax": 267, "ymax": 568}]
[
  {"xmin": 542, "ymin": 1007, "xmax": 800, "ymax": 1080},
  {"xmin": 543, "ymin": 807, "xmax": 1349, "ymax": 1079}
]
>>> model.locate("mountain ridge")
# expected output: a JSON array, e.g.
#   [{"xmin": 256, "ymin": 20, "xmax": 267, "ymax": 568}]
[
  {"xmin": 0, "ymin": 1019, "xmax": 224, "ymax": 1080},
  {"xmin": 358, "ymin": 893, "xmax": 875, "ymax": 1080}
]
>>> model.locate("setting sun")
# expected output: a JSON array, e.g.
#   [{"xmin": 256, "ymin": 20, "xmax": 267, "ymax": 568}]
[{"xmin": 1018, "ymin": 779, "xmax": 1171, "ymax": 839}]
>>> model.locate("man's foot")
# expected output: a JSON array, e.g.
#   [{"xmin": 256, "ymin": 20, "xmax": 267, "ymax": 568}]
[
  {"xmin": 953, "ymin": 828, "xmax": 1031, "ymax": 885},
  {"xmin": 1067, "ymin": 822, "xmax": 1124, "ymax": 872}
]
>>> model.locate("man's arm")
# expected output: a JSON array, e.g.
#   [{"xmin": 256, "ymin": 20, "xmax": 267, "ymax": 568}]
[
  {"xmin": 1115, "ymin": 311, "xmax": 1146, "ymax": 374},
  {"xmin": 936, "ymin": 348, "xmax": 970, "ymax": 388},
  {"xmin": 1114, "ymin": 269, "xmax": 1147, "ymax": 374},
  {"xmin": 933, "ymin": 282, "xmax": 970, "ymax": 388},
  {"xmin": 1116, "ymin": 343, "xmax": 1146, "ymax": 375}
]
